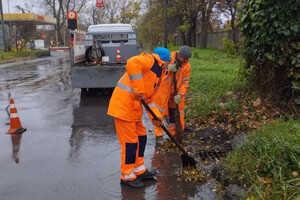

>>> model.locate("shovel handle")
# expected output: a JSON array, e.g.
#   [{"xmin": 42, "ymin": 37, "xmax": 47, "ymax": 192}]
[
  {"xmin": 141, "ymin": 99, "xmax": 189, "ymax": 156},
  {"xmin": 172, "ymin": 72, "xmax": 183, "ymax": 133}
]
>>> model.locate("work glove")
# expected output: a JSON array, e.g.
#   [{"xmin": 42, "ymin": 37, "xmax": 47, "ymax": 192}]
[
  {"xmin": 174, "ymin": 94, "xmax": 181, "ymax": 104},
  {"xmin": 167, "ymin": 63, "xmax": 177, "ymax": 72},
  {"xmin": 152, "ymin": 118, "xmax": 162, "ymax": 127},
  {"xmin": 133, "ymin": 93, "xmax": 144, "ymax": 101}
]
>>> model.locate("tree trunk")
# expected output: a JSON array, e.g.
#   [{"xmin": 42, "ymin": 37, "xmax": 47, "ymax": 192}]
[
  {"xmin": 231, "ymin": 12, "xmax": 237, "ymax": 44},
  {"xmin": 186, "ymin": 28, "xmax": 192, "ymax": 46},
  {"xmin": 190, "ymin": 20, "xmax": 197, "ymax": 47},
  {"xmin": 180, "ymin": 30, "xmax": 186, "ymax": 46},
  {"xmin": 200, "ymin": 25, "xmax": 208, "ymax": 49}
]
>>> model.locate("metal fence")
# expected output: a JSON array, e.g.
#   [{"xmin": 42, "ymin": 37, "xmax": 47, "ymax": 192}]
[{"xmin": 174, "ymin": 29, "xmax": 242, "ymax": 49}]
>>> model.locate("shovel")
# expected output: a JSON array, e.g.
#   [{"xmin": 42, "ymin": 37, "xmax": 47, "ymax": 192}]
[
  {"xmin": 172, "ymin": 72, "xmax": 184, "ymax": 144},
  {"xmin": 141, "ymin": 99, "xmax": 197, "ymax": 168}
]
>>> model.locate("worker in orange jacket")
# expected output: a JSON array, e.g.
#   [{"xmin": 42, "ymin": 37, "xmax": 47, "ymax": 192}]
[
  {"xmin": 153, "ymin": 46, "xmax": 192, "ymax": 143},
  {"xmin": 107, "ymin": 47, "xmax": 171, "ymax": 188},
  {"xmin": 152, "ymin": 65, "xmax": 173, "ymax": 143},
  {"xmin": 168, "ymin": 46, "xmax": 192, "ymax": 137}
]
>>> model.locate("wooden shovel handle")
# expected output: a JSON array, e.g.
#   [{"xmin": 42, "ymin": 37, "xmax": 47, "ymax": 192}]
[{"xmin": 141, "ymin": 99, "xmax": 189, "ymax": 156}]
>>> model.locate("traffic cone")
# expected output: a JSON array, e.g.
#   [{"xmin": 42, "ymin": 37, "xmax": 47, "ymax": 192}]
[
  {"xmin": 11, "ymin": 134, "xmax": 22, "ymax": 163},
  {"xmin": 6, "ymin": 98, "xmax": 26, "ymax": 135},
  {"xmin": 116, "ymin": 47, "xmax": 121, "ymax": 62}
]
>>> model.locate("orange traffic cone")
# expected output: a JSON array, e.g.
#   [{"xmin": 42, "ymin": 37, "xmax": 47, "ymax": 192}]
[
  {"xmin": 11, "ymin": 134, "xmax": 22, "ymax": 163},
  {"xmin": 6, "ymin": 98, "xmax": 26, "ymax": 135},
  {"xmin": 116, "ymin": 47, "xmax": 121, "ymax": 62}
]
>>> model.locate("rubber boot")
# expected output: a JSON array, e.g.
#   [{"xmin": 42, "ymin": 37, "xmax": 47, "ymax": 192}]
[
  {"xmin": 137, "ymin": 169, "xmax": 158, "ymax": 180},
  {"xmin": 120, "ymin": 179, "xmax": 145, "ymax": 188}
]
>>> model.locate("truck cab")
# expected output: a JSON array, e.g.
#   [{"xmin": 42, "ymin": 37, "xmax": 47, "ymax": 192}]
[{"xmin": 70, "ymin": 24, "xmax": 138, "ymax": 90}]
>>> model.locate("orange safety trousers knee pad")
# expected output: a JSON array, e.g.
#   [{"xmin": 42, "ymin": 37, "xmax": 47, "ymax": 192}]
[{"xmin": 114, "ymin": 117, "xmax": 147, "ymax": 181}]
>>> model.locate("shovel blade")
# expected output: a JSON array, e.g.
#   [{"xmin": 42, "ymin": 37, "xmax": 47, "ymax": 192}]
[{"xmin": 181, "ymin": 154, "xmax": 197, "ymax": 169}]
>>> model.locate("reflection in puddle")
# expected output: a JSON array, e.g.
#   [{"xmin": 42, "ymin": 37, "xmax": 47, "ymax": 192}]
[
  {"xmin": 151, "ymin": 151, "xmax": 199, "ymax": 200},
  {"xmin": 69, "ymin": 91, "xmax": 115, "ymax": 158},
  {"xmin": 11, "ymin": 134, "xmax": 22, "ymax": 163}
]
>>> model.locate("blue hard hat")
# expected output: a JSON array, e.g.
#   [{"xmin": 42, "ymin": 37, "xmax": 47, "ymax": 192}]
[{"xmin": 154, "ymin": 47, "xmax": 171, "ymax": 62}]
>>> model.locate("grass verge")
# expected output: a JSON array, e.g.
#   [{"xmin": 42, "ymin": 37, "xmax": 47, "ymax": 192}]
[
  {"xmin": 224, "ymin": 120, "xmax": 300, "ymax": 199},
  {"xmin": 168, "ymin": 46, "xmax": 299, "ymax": 199},
  {"xmin": 0, "ymin": 49, "xmax": 50, "ymax": 63},
  {"xmin": 0, "ymin": 50, "xmax": 36, "ymax": 61}
]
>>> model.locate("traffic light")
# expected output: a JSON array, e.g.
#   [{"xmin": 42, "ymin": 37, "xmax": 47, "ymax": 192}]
[{"xmin": 67, "ymin": 11, "xmax": 78, "ymax": 30}]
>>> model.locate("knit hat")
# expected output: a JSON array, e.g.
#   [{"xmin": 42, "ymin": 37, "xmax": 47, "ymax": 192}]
[
  {"xmin": 154, "ymin": 47, "xmax": 171, "ymax": 62},
  {"xmin": 178, "ymin": 46, "xmax": 192, "ymax": 59}
]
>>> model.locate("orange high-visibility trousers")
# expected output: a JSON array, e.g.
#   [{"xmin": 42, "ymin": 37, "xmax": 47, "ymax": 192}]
[{"xmin": 114, "ymin": 117, "xmax": 147, "ymax": 181}]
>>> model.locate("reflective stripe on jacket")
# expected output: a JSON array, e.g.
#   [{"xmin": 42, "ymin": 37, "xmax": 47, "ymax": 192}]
[{"xmin": 107, "ymin": 53, "xmax": 165, "ymax": 121}]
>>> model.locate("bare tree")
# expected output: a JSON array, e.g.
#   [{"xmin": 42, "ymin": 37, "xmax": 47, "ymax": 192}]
[
  {"xmin": 104, "ymin": 0, "xmax": 120, "ymax": 23},
  {"xmin": 15, "ymin": 0, "xmax": 35, "ymax": 13},
  {"xmin": 199, "ymin": 0, "xmax": 218, "ymax": 48},
  {"xmin": 38, "ymin": 0, "xmax": 88, "ymax": 45},
  {"xmin": 170, "ymin": 0, "xmax": 217, "ymax": 47},
  {"xmin": 224, "ymin": 0, "xmax": 239, "ymax": 43}
]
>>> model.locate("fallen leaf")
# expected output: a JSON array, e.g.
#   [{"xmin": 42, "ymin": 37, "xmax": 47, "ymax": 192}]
[{"xmin": 253, "ymin": 98, "xmax": 262, "ymax": 107}]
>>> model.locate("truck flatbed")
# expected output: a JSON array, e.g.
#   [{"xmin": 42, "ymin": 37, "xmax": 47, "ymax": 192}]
[{"xmin": 71, "ymin": 64, "xmax": 126, "ymax": 88}]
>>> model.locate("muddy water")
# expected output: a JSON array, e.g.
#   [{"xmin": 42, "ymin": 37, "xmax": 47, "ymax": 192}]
[{"xmin": 0, "ymin": 55, "xmax": 207, "ymax": 200}]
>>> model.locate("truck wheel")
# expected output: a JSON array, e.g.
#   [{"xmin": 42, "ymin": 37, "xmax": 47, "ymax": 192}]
[
  {"xmin": 85, "ymin": 46, "xmax": 105, "ymax": 62},
  {"xmin": 85, "ymin": 46, "xmax": 93, "ymax": 62}
]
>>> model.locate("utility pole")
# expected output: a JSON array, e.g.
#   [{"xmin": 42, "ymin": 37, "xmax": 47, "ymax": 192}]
[
  {"xmin": 0, "ymin": 0, "xmax": 7, "ymax": 51},
  {"xmin": 7, "ymin": 0, "xmax": 11, "ymax": 49},
  {"xmin": 163, "ymin": 0, "xmax": 168, "ymax": 48}
]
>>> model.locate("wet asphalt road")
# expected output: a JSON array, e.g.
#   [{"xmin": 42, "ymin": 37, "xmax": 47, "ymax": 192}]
[{"xmin": 0, "ymin": 53, "xmax": 207, "ymax": 200}]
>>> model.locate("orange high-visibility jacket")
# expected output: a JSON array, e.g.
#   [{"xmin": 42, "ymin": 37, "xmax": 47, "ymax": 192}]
[
  {"xmin": 107, "ymin": 53, "xmax": 165, "ymax": 121},
  {"xmin": 153, "ymin": 69, "xmax": 173, "ymax": 116},
  {"xmin": 169, "ymin": 51, "xmax": 191, "ymax": 108}
]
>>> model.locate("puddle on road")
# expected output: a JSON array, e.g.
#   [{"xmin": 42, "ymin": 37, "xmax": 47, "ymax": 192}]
[
  {"xmin": 0, "ymin": 58, "xmax": 69, "ymax": 91},
  {"xmin": 70, "ymin": 91, "xmax": 206, "ymax": 199},
  {"xmin": 70, "ymin": 92, "xmax": 115, "ymax": 158}
]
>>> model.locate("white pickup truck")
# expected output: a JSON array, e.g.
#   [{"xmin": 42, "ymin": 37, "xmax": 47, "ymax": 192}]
[{"xmin": 70, "ymin": 24, "xmax": 138, "ymax": 92}]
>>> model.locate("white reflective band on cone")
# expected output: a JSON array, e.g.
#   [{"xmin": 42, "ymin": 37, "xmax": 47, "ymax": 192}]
[
  {"xmin": 10, "ymin": 104, "xmax": 16, "ymax": 108},
  {"xmin": 10, "ymin": 113, "xmax": 18, "ymax": 118}
]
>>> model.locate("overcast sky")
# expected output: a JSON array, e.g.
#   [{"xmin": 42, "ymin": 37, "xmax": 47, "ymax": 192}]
[{"xmin": 2, "ymin": 0, "xmax": 26, "ymax": 13}]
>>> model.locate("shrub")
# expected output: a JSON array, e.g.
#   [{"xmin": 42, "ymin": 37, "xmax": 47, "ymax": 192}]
[
  {"xmin": 239, "ymin": 0, "xmax": 300, "ymax": 106},
  {"xmin": 222, "ymin": 38, "xmax": 236, "ymax": 56}
]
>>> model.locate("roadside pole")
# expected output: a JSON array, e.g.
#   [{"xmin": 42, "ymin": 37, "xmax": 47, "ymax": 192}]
[
  {"xmin": 0, "ymin": 0, "xmax": 7, "ymax": 51},
  {"xmin": 164, "ymin": 0, "xmax": 168, "ymax": 48}
]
